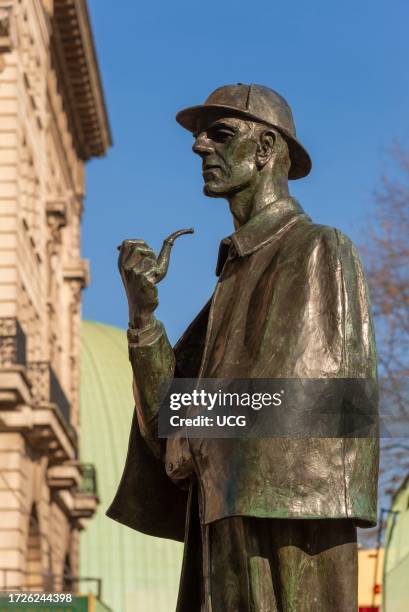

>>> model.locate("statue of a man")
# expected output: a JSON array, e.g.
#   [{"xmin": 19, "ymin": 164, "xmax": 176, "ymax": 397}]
[{"xmin": 107, "ymin": 84, "xmax": 378, "ymax": 611}]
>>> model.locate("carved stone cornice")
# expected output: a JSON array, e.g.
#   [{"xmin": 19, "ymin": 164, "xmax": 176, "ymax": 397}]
[
  {"xmin": 0, "ymin": 367, "xmax": 31, "ymax": 406},
  {"xmin": 47, "ymin": 463, "xmax": 81, "ymax": 490},
  {"xmin": 48, "ymin": 462, "xmax": 98, "ymax": 521},
  {"xmin": 50, "ymin": 0, "xmax": 112, "ymax": 160},
  {"xmin": 26, "ymin": 403, "xmax": 78, "ymax": 462},
  {"xmin": 53, "ymin": 487, "xmax": 98, "ymax": 521},
  {"xmin": 64, "ymin": 259, "xmax": 90, "ymax": 289},
  {"xmin": 0, "ymin": 384, "xmax": 77, "ymax": 461}
]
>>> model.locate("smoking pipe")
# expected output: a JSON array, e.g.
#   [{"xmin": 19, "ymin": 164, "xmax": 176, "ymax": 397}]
[
  {"xmin": 117, "ymin": 228, "xmax": 194, "ymax": 283},
  {"xmin": 153, "ymin": 228, "xmax": 194, "ymax": 282}
]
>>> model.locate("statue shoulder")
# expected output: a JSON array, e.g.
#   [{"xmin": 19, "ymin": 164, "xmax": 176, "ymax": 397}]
[{"xmin": 294, "ymin": 221, "xmax": 361, "ymax": 264}]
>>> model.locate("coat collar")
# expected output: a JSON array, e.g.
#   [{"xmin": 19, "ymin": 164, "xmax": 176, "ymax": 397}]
[{"xmin": 216, "ymin": 197, "xmax": 310, "ymax": 276}]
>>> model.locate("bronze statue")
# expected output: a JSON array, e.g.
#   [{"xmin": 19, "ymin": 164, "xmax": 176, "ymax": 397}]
[{"xmin": 107, "ymin": 84, "xmax": 379, "ymax": 611}]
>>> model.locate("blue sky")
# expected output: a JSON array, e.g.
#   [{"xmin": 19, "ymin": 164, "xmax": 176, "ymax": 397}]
[{"xmin": 83, "ymin": 0, "xmax": 409, "ymax": 343}]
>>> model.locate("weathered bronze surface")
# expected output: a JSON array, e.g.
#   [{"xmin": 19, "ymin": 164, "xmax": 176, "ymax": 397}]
[{"xmin": 107, "ymin": 84, "xmax": 379, "ymax": 611}]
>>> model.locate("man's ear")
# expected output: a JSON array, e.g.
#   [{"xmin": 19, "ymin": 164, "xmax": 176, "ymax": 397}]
[{"xmin": 256, "ymin": 129, "xmax": 276, "ymax": 169}]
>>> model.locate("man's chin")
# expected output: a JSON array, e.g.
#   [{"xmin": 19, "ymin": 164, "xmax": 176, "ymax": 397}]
[{"xmin": 203, "ymin": 182, "xmax": 228, "ymax": 198}]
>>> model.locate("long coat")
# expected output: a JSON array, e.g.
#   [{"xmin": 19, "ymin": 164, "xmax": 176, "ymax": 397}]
[{"xmin": 107, "ymin": 197, "xmax": 378, "ymax": 541}]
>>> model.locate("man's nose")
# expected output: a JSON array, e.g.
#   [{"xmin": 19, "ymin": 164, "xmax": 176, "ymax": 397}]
[{"xmin": 192, "ymin": 133, "xmax": 213, "ymax": 157}]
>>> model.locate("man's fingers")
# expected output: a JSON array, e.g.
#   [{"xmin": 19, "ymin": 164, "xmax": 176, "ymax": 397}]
[
  {"xmin": 120, "ymin": 238, "xmax": 151, "ymax": 245},
  {"xmin": 117, "ymin": 239, "xmax": 155, "ymax": 259},
  {"xmin": 118, "ymin": 240, "xmax": 157, "ymax": 270}
]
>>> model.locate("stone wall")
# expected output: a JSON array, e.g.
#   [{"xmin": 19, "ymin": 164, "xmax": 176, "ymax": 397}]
[{"xmin": 0, "ymin": 0, "xmax": 106, "ymax": 592}]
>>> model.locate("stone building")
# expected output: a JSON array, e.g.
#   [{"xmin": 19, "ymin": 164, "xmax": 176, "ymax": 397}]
[{"xmin": 0, "ymin": 0, "xmax": 110, "ymax": 593}]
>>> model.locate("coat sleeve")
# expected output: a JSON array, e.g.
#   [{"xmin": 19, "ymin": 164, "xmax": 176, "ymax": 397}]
[
  {"xmin": 105, "ymin": 320, "xmax": 188, "ymax": 540},
  {"xmin": 128, "ymin": 321, "xmax": 175, "ymax": 460}
]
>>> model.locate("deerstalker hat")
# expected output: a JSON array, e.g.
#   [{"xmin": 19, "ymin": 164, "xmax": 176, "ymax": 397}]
[{"xmin": 176, "ymin": 83, "xmax": 311, "ymax": 180}]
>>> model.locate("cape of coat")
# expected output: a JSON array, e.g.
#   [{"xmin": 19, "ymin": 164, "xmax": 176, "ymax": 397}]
[{"xmin": 106, "ymin": 197, "xmax": 379, "ymax": 542}]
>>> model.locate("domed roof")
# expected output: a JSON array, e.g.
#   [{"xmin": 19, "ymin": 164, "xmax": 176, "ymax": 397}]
[{"xmin": 79, "ymin": 321, "xmax": 183, "ymax": 612}]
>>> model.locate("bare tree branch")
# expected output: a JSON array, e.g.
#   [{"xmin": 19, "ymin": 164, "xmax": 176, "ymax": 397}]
[{"xmin": 359, "ymin": 146, "xmax": 409, "ymax": 547}]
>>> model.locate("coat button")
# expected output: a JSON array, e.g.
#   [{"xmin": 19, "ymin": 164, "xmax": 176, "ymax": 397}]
[{"xmin": 167, "ymin": 462, "xmax": 173, "ymax": 471}]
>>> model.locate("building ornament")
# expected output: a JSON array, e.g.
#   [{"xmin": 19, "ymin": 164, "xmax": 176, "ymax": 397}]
[
  {"xmin": 46, "ymin": 198, "xmax": 68, "ymax": 247},
  {"xmin": 0, "ymin": 3, "xmax": 13, "ymax": 54},
  {"xmin": 0, "ymin": 317, "xmax": 26, "ymax": 367}
]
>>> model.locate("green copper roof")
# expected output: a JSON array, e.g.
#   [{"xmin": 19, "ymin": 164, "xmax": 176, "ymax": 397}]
[{"xmin": 79, "ymin": 321, "xmax": 183, "ymax": 612}]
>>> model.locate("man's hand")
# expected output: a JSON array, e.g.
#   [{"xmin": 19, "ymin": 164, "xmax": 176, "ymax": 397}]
[
  {"xmin": 118, "ymin": 229, "xmax": 194, "ymax": 329},
  {"xmin": 118, "ymin": 239, "xmax": 159, "ymax": 329}
]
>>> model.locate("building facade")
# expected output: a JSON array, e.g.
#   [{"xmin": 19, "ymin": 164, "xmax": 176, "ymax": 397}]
[{"xmin": 0, "ymin": 0, "xmax": 110, "ymax": 592}]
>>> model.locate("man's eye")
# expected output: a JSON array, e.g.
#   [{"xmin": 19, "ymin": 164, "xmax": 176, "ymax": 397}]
[{"xmin": 210, "ymin": 128, "xmax": 233, "ymax": 143}]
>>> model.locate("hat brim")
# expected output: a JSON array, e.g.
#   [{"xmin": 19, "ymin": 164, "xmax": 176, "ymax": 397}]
[{"xmin": 176, "ymin": 104, "xmax": 311, "ymax": 180}]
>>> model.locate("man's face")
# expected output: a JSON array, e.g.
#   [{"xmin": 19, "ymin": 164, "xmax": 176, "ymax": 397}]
[{"xmin": 192, "ymin": 116, "xmax": 259, "ymax": 197}]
